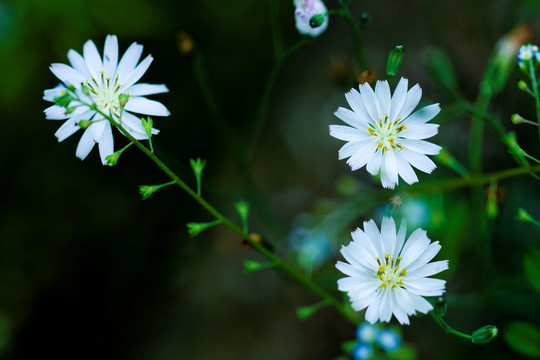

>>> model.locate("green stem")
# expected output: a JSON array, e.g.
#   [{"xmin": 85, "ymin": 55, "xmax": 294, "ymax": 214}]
[
  {"xmin": 527, "ymin": 59, "xmax": 540, "ymax": 142},
  {"xmin": 340, "ymin": 5, "xmax": 368, "ymax": 72},
  {"xmin": 247, "ymin": 38, "xmax": 309, "ymax": 158},
  {"xmin": 81, "ymin": 100, "xmax": 358, "ymax": 325},
  {"xmin": 432, "ymin": 313, "xmax": 472, "ymax": 340}
]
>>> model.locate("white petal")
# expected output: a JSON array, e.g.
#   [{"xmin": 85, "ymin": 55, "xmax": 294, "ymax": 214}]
[
  {"xmin": 407, "ymin": 241, "xmax": 442, "ymax": 272},
  {"xmin": 121, "ymin": 111, "xmax": 159, "ymax": 138},
  {"xmin": 347, "ymin": 142, "xmax": 377, "ymax": 170},
  {"xmin": 124, "ymin": 96, "xmax": 170, "ymax": 116},
  {"xmin": 98, "ymin": 122, "xmax": 115, "ymax": 165},
  {"xmin": 329, "ymin": 125, "xmax": 369, "ymax": 142},
  {"xmin": 394, "ymin": 151, "xmax": 419, "ymax": 185},
  {"xmin": 389, "ymin": 78, "xmax": 408, "ymax": 121},
  {"xmin": 89, "ymin": 119, "xmax": 107, "ymax": 142},
  {"xmin": 127, "ymin": 83, "xmax": 169, "ymax": 96},
  {"xmin": 76, "ymin": 128, "xmax": 97, "ymax": 160},
  {"xmin": 54, "ymin": 117, "xmax": 81, "ymax": 142},
  {"xmin": 360, "ymin": 82, "xmax": 382, "ymax": 121},
  {"xmin": 401, "ymin": 139, "xmax": 441, "ymax": 155},
  {"xmin": 375, "ymin": 80, "xmax": 391, "ymax": 117},
  {"xmin": 401, "ymin": 149, "xmax": 437, "ymax": 173},
  {"xmin": 334, "ymin": 107, "xmax": 365, "ymax": 128},
  {"xmin": 364, "ymin": 220, "xmax": 384, "ymax": 258},
  {"xmin": 405, "ymin": 278, "xmax": 446, "ymax": 296},
  {"xmin": 400, "ymin": 124, "xmax": 439, "ymax": 140},
  {"xmin": 67, "ymin": 49, "xmax": 91, "ymax": 79},
  {"xmin": 393, "ymin": 218, "xmax": 407, "ymax": 258},
  {"xmin": 44, "ymin": 105, "xmax": 70, "ymax": 120},
  {"xmin": 380, "ymin": 217, "xmax": 396, "ymax": 256},
  {"xmin": 120, "ymin": 54, "xmax": 153, "ymax": 89},
  {"xmin": 407, "ymin": 260, "xmax": 449, "ymax": 278},
  {"xmin": 351, "ymin": 290, "xmax": 379, "ymax": 312},
  {"xmin": 49, "ymin": 63, "xmax": 86, "ymax": 86},
  {"xmin": 407, "ymin": 292, "xmax": 433, "ymax": 314},
  {"xmin": 83, "ymin": 39, "xmax": 103, "ymax": 81},
  {"xmin": 382, "ymin": 150, "xmax": 399, "ymax": 186},
  {"xmin": 397, "ymin": 84, "xmax": 421, "ymax": 120},
  {"xmin": 366, "ymin": 149, "xmax": 382, "ymax": 175},
  {"xmin": 403, "ymin": 103, "xmax": 441, "ymax": 125},
  {"xmin": 400, "ymin": 229, "xmax": 430, "ymax": 268},
  {"xmin": 337, "ymin": 141, "xmax": 361, "ymax": 160},
  {"xmin": 391, "ymin": 290, "xmax": 410, "ymax": 325},
  {"xmin": 345, "ymin": 88, "xmax": 372, "ymax": 121},
  {"xmin": 351, "ymin": 228, "xmax": 379, "ymax": 260},
  {"xmin": 116, "ymin": 42, "xmax": 143, "ymax": 79},
  {"xmin": 103, "ymin": 35, "xmax": 119, "ymax": 78},
  {"xmin": 365, "ymin": 293, "xmax": 383, "ymax": 323}
]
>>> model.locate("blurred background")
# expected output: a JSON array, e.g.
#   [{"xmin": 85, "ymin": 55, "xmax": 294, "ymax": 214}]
[{"xmin": 2, "ymin": 0, "xmax": 540, "ymax": 358}]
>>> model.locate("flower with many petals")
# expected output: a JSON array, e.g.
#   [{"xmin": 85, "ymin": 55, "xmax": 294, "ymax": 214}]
[
  {"xmin": 336, "ymin": 217, "xmax": 448, "ymax": 325},
  {"xmin": 294, "ymin": 0, "xmax": 328, "ymax": 37},
  {"xmin": 44, "ymin": 35, "xmax": 170, "ymax": 165},
  {"xmin": 330, "ymin": 78, "xmax": 441, "ymax": 189}
]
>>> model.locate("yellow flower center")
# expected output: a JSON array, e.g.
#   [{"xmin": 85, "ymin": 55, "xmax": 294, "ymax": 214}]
[
  {"xmin": 375, "ymin": 254, "xmax": 407, "ymax": 289},
  {"xmin": 367, "ymin": 114, "xmax": 406, "ymax": 152}
]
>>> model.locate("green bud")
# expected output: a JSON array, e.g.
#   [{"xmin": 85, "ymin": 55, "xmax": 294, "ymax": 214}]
[
  {"xmin": 190, "ymin": 158, "xmax": 206, "ymax": 196},
  {"xmin": 359, "ymin": 12, "xmax": 371, "ymax": 28},
  {"xmin": 65, "ymin": 107, "xmax": 75, "ymax": 114},
  {"xmin": 309, "ymin": 14, "xmax": 326, "ymax": 29},
  {"xmin": 234, "ymin": 200, "xmax": 250, "ymax": 232},
  {"xmin": 81, "ymin": 84, "xmax": 90, "ymax": 96},
  {"xmin": 386, "ymin": 45, "xmax": 405, "ymax": 76},
  {"xmin": 243, "ymin": 259, "xmax": 275, "ymax": 273},
  {"xmin": 517, "ymin": 208, "xmax": 534, "ymax": 222},
  {"xmin": 505, "ymin": 132, "xmax": 521, "ymax": 153},
  {"xmin": 105, "ymin": 151, "xmax": 121, "ymax": 166},
  {"xmin": 471, "ymin": 325, "xmax": 498, "ymax": 345},
  {"xmin": 141, "ymin": 117, "xmax": 154, "ymax": 136},
  {"xmin": 139, "ymin": 185, "xmax": 157, "ymax": 200},
  {"xmin": 511, "ymin": 114, "xmax": 525, "ymax": 125},
  {"xmin": 296, "ymin": 301, "xmax": 329, "ymax": 320},
  {"xmin": 186, "ymin": 220, "xmax": 221, "ymax": 237},
  {"xmin": 66, "ymin": 84, "xmax": 76, "ymax": 92},
  {"xmin": 77, "ymin": 120, "xmax": 92, "ymax": 129},
  {"xmin": 53, "ymin": 94, "xmax": 72, "ymax": 108},
  {"xmin": 517, "ymin": 80, "xmax": 530, "ymax": 92},
  {"xmin": 118, "ymin": 93, "xmax": 130, "ymax": 108},
  {"xmin": 433, "ymin": 296, "xmax": 447, "ymax": 319}
]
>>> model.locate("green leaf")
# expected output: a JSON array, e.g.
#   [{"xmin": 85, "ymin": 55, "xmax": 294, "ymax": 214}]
[
  {"xmin": 503, "ymin": 321, "xmax": 540, "ymax": 358},
  {"xmin": 524, "ymin": 249, "xmax": 540, "ymax": 293}
]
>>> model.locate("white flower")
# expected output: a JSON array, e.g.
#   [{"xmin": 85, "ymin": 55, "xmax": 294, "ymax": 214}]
[
  {"xmin": 336, "ymin": 217, "xmax": 448, "ymax": 325},
  {"xmin": 44, "ymin": 35, "xmax": 170, "ymax": 165},
  {"xmin": 294, "ymin": 0, "xmax": 328, "ymax": 37},
  {"xmin": 330, "ymin": 78, "xmax": 441, "ymax": 189},
  {"xmin": 518, "ymin": 44, "xmax": 538, "ymax": 61}
]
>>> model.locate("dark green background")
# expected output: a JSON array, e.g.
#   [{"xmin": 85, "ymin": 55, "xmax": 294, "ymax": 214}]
[{"xmin": 1, "ymin": 0, "xmax": 540, "ymax": 358}]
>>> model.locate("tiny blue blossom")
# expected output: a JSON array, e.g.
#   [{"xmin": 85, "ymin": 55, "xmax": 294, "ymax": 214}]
[
  {"xmin": 376, "ymin": 328, "xmax": 401, "ymax": 352},
  {"xmin": 352, "ymin": 343, "xmax": 374, "ymax": 360},
  {"xmin": 356, "ymin": 323, "xmax": 378, "ymax": 343},
  {"xmin": 518, "ymin": 44, "xmax": 538, "ymax": 61}
]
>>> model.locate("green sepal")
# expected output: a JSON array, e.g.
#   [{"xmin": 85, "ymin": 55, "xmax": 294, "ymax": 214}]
[
  {"xmin": 296, "ymin": 301, "xmax": 329, "ymax": 320},
  {"xmin": 186, "ymin": 219, "xmax": 221, "ymax": 237},
  {"xmin": 234, "ymin": 200, "xmax": 250, "ymax": 232},
  {"xmin": 243, "ymin": 259, "xmax": 275, "ymax": 273},
  {"xmin": 386, "ymin": 45, "xmax": 404, "ymax": 76}
]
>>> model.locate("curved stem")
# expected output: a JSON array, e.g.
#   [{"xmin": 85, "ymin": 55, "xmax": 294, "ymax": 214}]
[
  {"xmin": 340, "ymin": 5, "xmax": 368, "ymax": 72},
  {"xmin": 81, "ymin": 100, "xmax": 358, "ymax": 325}
]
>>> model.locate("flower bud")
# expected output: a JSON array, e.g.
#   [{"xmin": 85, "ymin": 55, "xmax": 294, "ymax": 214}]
[
  {"xmin": 118, "ymin": 93, "xmax": 130, "ymax": 108},
  {"xmin": 139, "ymin": 185, "xmax": 158, "ymax": 200},
  {"xmin": 77, "ymin": 120, "xmax": 92, "ymax": 129},
  {"xmin": 386, "ymin": 45, "xmax": 405, "ymax": 76},
  {"xmin": 517, "ymin": 80, "xmax": 530, "ymax": 92},
  {"xmin": 471, "ymin": 325, "xmax": 498, "ymax": 344},
  {"xmin": 141, "ymin": 117, "xmax": 153, "ymax": 136},
  {"xmin": 517, "ymin": 208, "xmax": 534, "ymax": 222},
  {"xmin": 186, "ymin": 220, "xmax": 221, "ymax": 237},
  {"xmin": 105, "ymin": 151, "xmax": 122, "ymax": 166},
  {"xmin": 81, "ymin": 84, "xmax": 90, "ymax": 96},
  {"xmin": 511, "ymin": 113, "xmax": 525, "ymax": 124},
  {"xmin": 309, "ymin": 14, "xmax": 326, "ymax": 29}
]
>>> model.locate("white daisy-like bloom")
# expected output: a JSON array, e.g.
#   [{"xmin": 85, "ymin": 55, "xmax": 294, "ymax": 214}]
[
  {"xmin": 517, "ymin": 44, "xmax": 538, "ymax": 61},
  {"xmin": 330, "ymin": 78, "xmax": 442, "ymax": 189},
  {"xmin": 294, "ymin": 0, "xmax": 328, "ymax": 37},
  {"xmin": 336, "ymin": 217, "xmax": 448, "ymax": 325},
  {"xmin": 44, "ymin": 35, "xmax": 170, "ymax": 165}
]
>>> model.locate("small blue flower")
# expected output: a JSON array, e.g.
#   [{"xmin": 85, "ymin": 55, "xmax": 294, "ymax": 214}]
[
  {"xmin": 376, "ymin": 328, "xmax": 401, "ymax": 352},
  {"xmin": 356, "ymin": 323, "xmax": 378, "ymax": 343},
  {"xmin": 352, "ymin": 343, "xmax": 374, "ymax": 360},
  {"xmin": 518, "ymin": 44, "xmax": 538, "ymax": 61}
]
